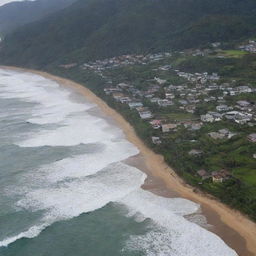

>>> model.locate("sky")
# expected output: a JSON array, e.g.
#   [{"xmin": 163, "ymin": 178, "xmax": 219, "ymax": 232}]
[{"xmin": 0, "ymin": 0, "xmax": 35, "ymax": 7}]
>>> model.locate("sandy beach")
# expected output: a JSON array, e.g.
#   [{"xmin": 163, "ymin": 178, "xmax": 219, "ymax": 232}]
[{"xmin": 1, "ymin": 66, "xmax": 256, "ymax": 256}]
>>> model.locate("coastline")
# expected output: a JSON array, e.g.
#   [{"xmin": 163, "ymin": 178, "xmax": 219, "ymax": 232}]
[{"xmin": 1, "ymin": 66, "xmax": 256, "ymax": 256}]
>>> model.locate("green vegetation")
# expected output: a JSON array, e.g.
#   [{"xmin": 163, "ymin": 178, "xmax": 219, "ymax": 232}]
[
  {"xmin": 218, "ymin": 50, "xmax": 248, "ymax": 58},
  {"xmin": 173, "ymin": 53, "xmax": 256, "ymax": 85},
  {"xmin": 0, "ymin": 0, "xmax": 76, "ymax": 35},
  {"xmin": 1, "ymin": 0, "xmax": 256, "ymax": 67},
  {"xmin": 159, "ymin": 113, "xmax": 196, "ymax": 121}
]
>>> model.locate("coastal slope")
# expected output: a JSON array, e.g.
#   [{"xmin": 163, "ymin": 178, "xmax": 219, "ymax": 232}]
[{"xmin": 2, "ymin": 66, "xmax": 255, "ymax": 256}]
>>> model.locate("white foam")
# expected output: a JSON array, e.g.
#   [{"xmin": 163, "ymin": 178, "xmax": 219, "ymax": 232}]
[
  {"xmin": 0, "ymin": 70, "xmax": 126, "ymax": 147},
  {"xmin": 0, "ymin": 224, "xmax": 46, "ymax": 247},
  {"xmin": 0, "ymin": 69, "xmax": 92, "ymax": 126},
  {"xmin": 119, "ymin": 190, "xmax": 237, "ymax": 256},
  {"xmin": 36, "ymin": 142, "xmax": 139, "ymax": 182},
  {"xmin": 16, "ymin": 113, "xmax": 123, "ymax": 147},
  {"xmin": 0, "ymin": 163, "xmax": 146, "ymax": 247}
]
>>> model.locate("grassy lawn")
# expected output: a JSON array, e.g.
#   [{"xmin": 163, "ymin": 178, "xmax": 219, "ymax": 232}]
[
  {"xmin": 159, "ymin": 112, "xmax": 197, "ymax": 121},
  {"xmin": 233, "ymin": 167, "xmax": 256, "ymax": 186},
  {"xmin": 218, "ymin": 50, "xmax": 248, "ymax": 58}
]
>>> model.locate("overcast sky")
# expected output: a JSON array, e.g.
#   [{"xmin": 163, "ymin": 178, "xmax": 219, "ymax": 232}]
[{"xmin": 0, "ymin": 0, "xmax": 35, "ymax": 7}]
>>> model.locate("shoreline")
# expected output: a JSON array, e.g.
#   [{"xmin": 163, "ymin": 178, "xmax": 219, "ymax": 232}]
[{"xmin": 1, "ymin": 66, "xmax": 256, "ymax": 256}]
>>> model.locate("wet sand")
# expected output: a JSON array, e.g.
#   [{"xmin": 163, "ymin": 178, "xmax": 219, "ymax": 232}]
[{"xmin": 1, "ymin": 66, "xmax": 256, "ymax": 256}]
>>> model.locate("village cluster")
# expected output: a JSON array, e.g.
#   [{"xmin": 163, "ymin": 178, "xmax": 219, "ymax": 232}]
[
  {"xmin": 85, "ymin": 54, "xmax": 256, "ymax": 126},
  {"xmin": 174, "ymin": 71, "xmax": 256, "ymax": 125},
  {"xmin": 79, "ymin": 51, "xmax": 256, "ymax": 184},
  {"xmin": 81, "ymin": 52, "xmax": 172, "ymax": 73},
  {"xmin": 57, "ymin": 36, "xmax": 256, "ymax": 189},
  {"xmin": 239, "ymin": 40, "xmax": 256, "ymax": 53},
  {"xmin": 60, "ymin": 47, "xmax": 256, "ymax": 183}
]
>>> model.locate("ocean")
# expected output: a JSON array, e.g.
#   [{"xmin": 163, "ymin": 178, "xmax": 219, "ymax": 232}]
[{"xmin": 0, "ymin": 68, "xmax": 238, "ymax": 256}]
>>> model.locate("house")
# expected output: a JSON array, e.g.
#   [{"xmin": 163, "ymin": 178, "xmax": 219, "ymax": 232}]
[
  {"xmin": 236, "ymin": 100, "xmax": 250, "ymax": 108},
  {"xmin": 154, "ymin": 77, "xmax": 166, "ymax": 85},
  {"xmin": 188, "ymin": 149, "xmax": 203, "ymax": 156},
  {"xmin": 120, "ymin": 97, "xmax": 131, "ymax": 104},
  {"xmin": 209, "ymin": 129, "xmax": 236, "ymax": 140},
  {"xmin": 207, "ymin": 112, "xmax": 222, "ymax": 121},
  {"xmin": 150, "ymin": 97, "xmax": 161, "ymax": 103},
  {"xmin": 150, "ymin": 120, "xmax": 162, "ymax": 129},
  {"xmin": 59, "ymin": 63, "xmax": 77, "ymax": 69},
  {"xmin": 128, "ymin": 102, "xmax": 143, "ymax": 109},
  {"xmin": 190, "ymin": 122, "xmax": 202, "ymax": 131},
  {"xmin": 117, "ymin": 83, "xmax": 131, "ymax": 89},
  {"xmin": 248, "ymin": 133, "xmax": 256, "ymax": 143},
  {"xmin": 152, "ymin": 136, "xmax": 162, "ymax": 145},
  {"xmin": 137, "ymin": 107, "xmax": 153, "ymax": 119},
  {"xmin": 212, "ymin": 173, "xmax": 224, "ymax": 183},
  {"xmin": 159, "ymin": 65, "xmax": 172, "ymax": 71},
  {"xmin": 179, "ymin": 100, "xmax": 188, "ymax": 105},
  {"xmin": 165, "ymin": 93, "xmax": 175, "ymax": 99},
  {"xmin": 158, "ymin": 99, "xmax": 173, "ymax": 107},
  {"xmin": 219, "ymin": 129, "xmax": 235, "ymax": 138},
  {"xmin": 185, "ymin": 105, "xmax": 196, "ymax": 113},
  {"xmin": 139, "ymin": 111, "xmax": 153, "ymax": 119},
  {"xmin": 162, "ymin": 123, "xmax": 177, "ymax": 133},
  {"xmin": 216, "ymin": 105, "xmax": 230, "ymax": 112},
  {"xmin": 212, "ymin": 42, "xmax": 221, "ymax": 48},
  {"xmin": 234, "ymin": 113, "xmax": 252, "ymax": 124},
  {"xmin": 208, "ymin": 132, "xmax": 225, "ymax": 140},
  {"xmin": 112, "ymin": 92, "xmax": 125, "ymax": 101},
  {"xmin": 237, "ymin": 86, "xmax": 252, "ymax": 93},
  {"xmin": 212, "ymin": 169, "xmax": 231, "ymax": 183},
  {"xmin": 225, "ymin": 111, "xmax": 240, "ymax": 120},
  {"xmin": 182, "ymin": 121, "xmax": 202, "ymax": 130},
  {"xmin": 201, "ymin": 114, "xmax": 214, "ymax": 123},
  {"xmin": 197, "ymin": 170, "xmax": 210, "ymax": 180},
  {"xmin": 103, "ymin": 87, "xmax": 121, "ymax": 95}
]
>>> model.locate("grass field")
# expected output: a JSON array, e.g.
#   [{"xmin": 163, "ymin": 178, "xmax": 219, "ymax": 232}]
[
  {"xmin": 233, "ymin": 167, "xmax": 256, "ymax": 186},
  {"xmin": 217, "ymin": 50, "xmax": 248, "ymax": 58},
  {"xmin": 159, "ymin": 112, "xmax": 197, "ymax": 121}
]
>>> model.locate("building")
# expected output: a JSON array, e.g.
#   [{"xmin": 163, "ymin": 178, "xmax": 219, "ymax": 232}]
[
  {"xmin": 128, "ymin": 102, "xmax": 143, "ymax": 109},
  {"xmin": 162, "ymin": 123, "xmax": 177, "ymax": 133},
  {"xmin": 152, "ymin": 136, "xmax": 162, "ymax": 145},
  {"xmin": 212, "ymin": 169, "xmax": 231, "ymax": 183},
  {"xmin": 139, "ymin": 111, "xmax": 153, "ymax": 119},
  {"xmin": 188, "ymin": 149, "xmax": 203, "ymax": 156},
  {"xmin": 158, "ymin": 99, "xmax": 173, "ymax": 107},
  {"xmin": 236, "ymin": 100, "xmax": 250, "ymax": 108},
  {"xmin": 212, "ymin": 173, "xmax": 224, "ymax": 183},
  {"xmin": 165, "ymin": 93, "xmax": 175, "ymax": 99},
  {"xmin": 216, "ymin": 105, "xmax": 230, "ymax": 112},
  {"xmin": 154, "ymin": 77, "xmax": 167, "ymax": 84},
  {"xmin": 59, "ymin": 63, "xmax": 77, "ymax": 69},
  {"xmin": 201, "ymin": 114, "xmax": 214, "ymax": 123},
  {"xmin": 248, "ymin": 133, "xmax": 256, "ymax": 143},
  {"xmin": 150, "ymin": 120, "xmax": 162, "ymax": 129},
  {"xmin": 137, "ymin": 107, "xmax": 153, "ymax": 119},
  {"xmin": 112, "ymin": 92, "xmax": 125, "ymax": 101},
  {"xmin": 197, "ymin": 170, "xmax": 211, "ymax": 180},
  {"xmin": 120, "ymin": 97, "xmax": 131, "ymax": 104},
  {"xmin": 208, "ymin": 132, "xmax": 225, "ymax": 140}
]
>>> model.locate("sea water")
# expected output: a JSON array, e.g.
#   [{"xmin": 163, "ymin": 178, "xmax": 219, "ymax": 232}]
[{"xmin": 0, "ymin": 69, "xmax": 238, "ymax": 256}]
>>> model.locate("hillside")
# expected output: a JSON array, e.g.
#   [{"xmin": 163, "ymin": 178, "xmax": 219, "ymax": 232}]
[
  {"xmin": 0, "ymin": 0, "xmax": 76, "ymax": 36},
  {"xmin": 0, "ymin": 0, "xmax": 256, "ymax": 67}
]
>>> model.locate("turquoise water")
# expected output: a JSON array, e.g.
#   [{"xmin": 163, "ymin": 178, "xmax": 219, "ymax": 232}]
[{"xmin": 0, "ymin": 69, "xmax": 238, "ymax": 256}]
